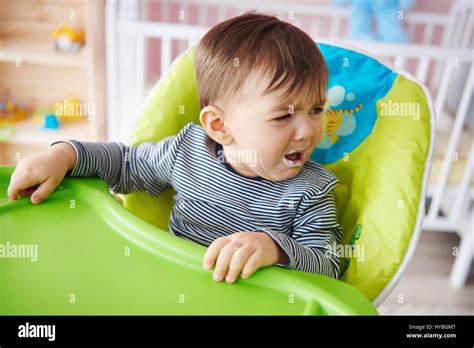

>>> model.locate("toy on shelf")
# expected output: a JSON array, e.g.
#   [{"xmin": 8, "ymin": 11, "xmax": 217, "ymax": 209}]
[
  {"xmin": 51, "ymin": 23, "xmax": 85, "ymax": 53},
  {"xmin": 54, "ymin": 96, "xmax": 89, "ymax": 122},
  {"xmin": 43, "ymin": 114, "xmax": 60, "ymax": 130},
  {"xmin": 32, "ymin": 106, "xmax": 50, "ymax": 125},
  {"xmin": 333, "ymin": 0, "xmax": 414, "ymax": 42},
  {"xmin": 32, "ymin": 96, "xmax": 88, "ymax": 131},
  {"xmin": 0, "ymin": 90, "xmax": 34, "ymax": 143},
  {"xmin": 0, "ymin": 90, "xmax": 33, "ymax": 125},
  {"xmin": 32, "ymin": 106, "xmax": 60, "ymax": 130}
]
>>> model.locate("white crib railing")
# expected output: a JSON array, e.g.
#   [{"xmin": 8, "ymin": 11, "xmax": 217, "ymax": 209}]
[{"xmin": 106, "ymin": 0, "xmax": 474, "ymax": 289}]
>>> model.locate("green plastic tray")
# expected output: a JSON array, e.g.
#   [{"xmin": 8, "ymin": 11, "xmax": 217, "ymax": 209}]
[{"xmin": 0, "ymin": 165, "xmax": 377, "ymax": 315}]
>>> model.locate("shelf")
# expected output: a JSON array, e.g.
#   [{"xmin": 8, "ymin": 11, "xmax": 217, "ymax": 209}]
[
  {"xmin": 3, "ymin": 118, "xmax": 92, "ymax": 147},
  {"xmin": 0, "ymin": 39, "xmax": 86, "ymax": 68},
  {"xmin": 0, "ymin": 0, "xmax": 107, "ymax": 156}
]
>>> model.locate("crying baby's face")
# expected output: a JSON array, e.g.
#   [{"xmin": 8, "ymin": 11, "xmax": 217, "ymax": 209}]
[{"xmin": 215, "ymin": 70, "xmax": 326, "ymax": 181}]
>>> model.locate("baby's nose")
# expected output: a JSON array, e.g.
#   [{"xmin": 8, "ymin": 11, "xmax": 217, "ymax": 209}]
[{"xmin": 294, "ymin": 118, "xmax": 315, "ymax": 141}]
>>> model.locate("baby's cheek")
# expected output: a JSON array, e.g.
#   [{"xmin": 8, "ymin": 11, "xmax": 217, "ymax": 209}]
[
  {"xmin": 255, "ymin": 147, "xmax": 279, "ymax": 170},
  {"xmin": 253, "ymin": 133, "xmax": 287, "ymax": 167},
  {"xmin": 313, "ymin": 119, "xmax": 324, "ymax": 145}
]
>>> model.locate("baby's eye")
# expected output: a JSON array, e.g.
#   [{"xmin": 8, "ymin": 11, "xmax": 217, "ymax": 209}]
[
  {"xmin": 310, "ymin": 107, "xmax": 324, "ymax": 115},
  {"xmin": 273, "ymin": 114, "xmax": 292, "ymax": 121}
]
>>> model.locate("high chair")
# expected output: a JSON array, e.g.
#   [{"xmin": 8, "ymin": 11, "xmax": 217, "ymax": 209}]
[{"xmin": 0, "ymin": 42, "xmax": 434, "ymax": 315}]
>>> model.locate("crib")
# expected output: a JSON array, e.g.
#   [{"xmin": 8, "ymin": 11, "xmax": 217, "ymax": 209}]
[{"xmin": 105, "ymin": 0, "xmax": 474, "ymax": 297}]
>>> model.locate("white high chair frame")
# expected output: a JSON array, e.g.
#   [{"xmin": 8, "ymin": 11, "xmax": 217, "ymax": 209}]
[{"xmin": 105, "ymin": 0, "xmax": 474, "ymax": 304}]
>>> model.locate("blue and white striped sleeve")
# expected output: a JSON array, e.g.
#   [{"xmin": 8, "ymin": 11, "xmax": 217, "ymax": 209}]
[
  {"xmin": 261, "ymin": 187, "xmax": 343, "ymax": 279},
  {"xmin": 48, "ymin": 125, "xmax": 192, "ymax": 196}
]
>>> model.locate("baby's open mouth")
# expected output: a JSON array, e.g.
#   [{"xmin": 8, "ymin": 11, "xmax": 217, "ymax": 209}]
[
  {"xmin": 285, "ymin": 152, "xmax": 302, "ymax": 161},
  {"xmin": 283, "ymin": 150, "xmax": 305, "ymax": 167}
]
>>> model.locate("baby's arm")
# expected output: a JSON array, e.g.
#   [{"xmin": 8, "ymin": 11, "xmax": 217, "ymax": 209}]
[
  {"xmin": 203, "ymin": 230, "xmax": 288, "ymax": 283},
  {"xmin": 262, "ymin": 189, "xmax": 343, "ymax": 278},
  {"xmin": 202, "ymin": 188, "xmax": 342, "ymax": 283},
  {"xmin": 50, "ymin": 137, "xmax": 180, "ymax": 196},
  {"xmin": 8, "ymin": 123, "xmax": 192, "ymax": 204},
  {"xmin": 8, "ymin": 143, "xmax": 77, "ymax": 204}
]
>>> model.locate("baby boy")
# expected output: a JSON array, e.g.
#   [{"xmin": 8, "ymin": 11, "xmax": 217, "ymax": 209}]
[{"xmin": 8, "ymin": 12, "xmax": 342, "ymax": 284}]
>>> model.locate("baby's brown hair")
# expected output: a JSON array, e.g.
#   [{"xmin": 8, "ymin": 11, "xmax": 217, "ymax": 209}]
[{"xmin": 194, "ymin": 12, "xmax": 328, "ymax": 109}]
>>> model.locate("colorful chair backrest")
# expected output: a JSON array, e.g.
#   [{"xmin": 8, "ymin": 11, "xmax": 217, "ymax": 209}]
[{"xmin": 120, "ymin": 42, "xmax": 435, "ymax": 304}]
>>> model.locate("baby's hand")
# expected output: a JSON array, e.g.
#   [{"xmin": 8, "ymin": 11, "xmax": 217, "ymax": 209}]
[
  {"xmin": 203, "ymin": 231, "xmax": 288, "ymax": 283},
  {"xmin": 7, "ymin": 143, "xmax": 77, "ymax": 204}
]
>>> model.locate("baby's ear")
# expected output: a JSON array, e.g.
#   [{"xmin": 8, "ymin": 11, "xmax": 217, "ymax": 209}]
[{"xmin": 199, "ymin": 106, "xmax": 233, "ymax": 145}]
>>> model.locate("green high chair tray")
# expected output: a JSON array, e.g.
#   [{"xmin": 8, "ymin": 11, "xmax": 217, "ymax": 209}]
[{"xmin": 0, "ymin": 165, "xmax": 376, "ymax": 315}]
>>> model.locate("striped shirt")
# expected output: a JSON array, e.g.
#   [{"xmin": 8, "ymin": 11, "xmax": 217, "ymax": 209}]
[{"xmin": 51, "ymin": 122, "xmax": 342, "ymax": 278}]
